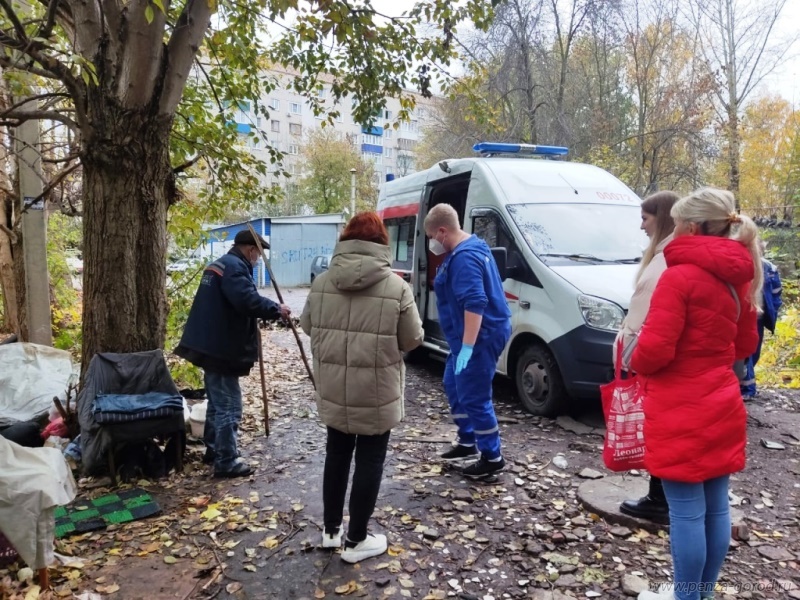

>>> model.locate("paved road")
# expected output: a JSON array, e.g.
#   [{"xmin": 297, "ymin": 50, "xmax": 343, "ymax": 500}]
[{"xmin": 259, "ymin": 285, "xmax": 309, "ymax": 317}]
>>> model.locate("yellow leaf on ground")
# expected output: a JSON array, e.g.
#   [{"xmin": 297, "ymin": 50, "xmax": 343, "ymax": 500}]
[
  {"xmin": 315, "ymin": 588, "xmax": 326, "ymax": 598},
  {"xmin": 335, "ymin": 580, "xmax": 359, "ymax": 594},
  {"xmin": 163, "ymin": 555, "xmax": 177, "ymax": 564},
  {"xmin": 23, "ymin": 585, "xmax": 40, "ymax": 600},
  {"xmin": 260, "ymin": 536, "xmax": 279, "ymax": 549},
  {"xmin": 97, "ymin": 584, "xmax": 120, "ymax": 594},
  {"xmin": 387, "ymin": 546, "xmax": 404, "ymax": 556},
  {"xmin": 201, "ymin": 505, "xmax": 222, "ymax": 520}
]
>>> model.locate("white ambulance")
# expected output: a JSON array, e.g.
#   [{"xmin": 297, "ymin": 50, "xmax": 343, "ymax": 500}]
[{"xmin": 377, "ymin": 142, "xmax": 647, "ymax": 416}]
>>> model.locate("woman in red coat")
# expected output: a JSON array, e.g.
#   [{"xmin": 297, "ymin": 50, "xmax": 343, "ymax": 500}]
[{"xmin": 631, "ymin": 188, "xmax": 761, "ymax": 600}]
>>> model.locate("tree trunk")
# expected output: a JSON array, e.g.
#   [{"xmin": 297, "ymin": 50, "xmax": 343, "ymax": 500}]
[
  {"xmin": 727, "ymin": 104, "xmax": 740, "ymax": 203},
  {"xmin": 0, "ymin": 192, "xmax": 20, "ymax": 335},
  {"xmin": 80, "ymin": 102, "xmax": 174, "ymax": 373}
]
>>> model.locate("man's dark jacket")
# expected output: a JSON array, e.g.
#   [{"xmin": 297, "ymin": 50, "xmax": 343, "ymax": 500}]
[{"xmin": 175, "ymin": 247, "xmax": 281, "ymax": 376}]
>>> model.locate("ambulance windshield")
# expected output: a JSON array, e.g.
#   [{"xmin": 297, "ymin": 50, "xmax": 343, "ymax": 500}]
[{"xmin": 506, "ymin": 203, "xmax": 648, "ymax": 264}]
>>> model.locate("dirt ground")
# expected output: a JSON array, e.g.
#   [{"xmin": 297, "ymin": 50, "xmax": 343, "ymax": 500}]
[{"xmin": 2, "ymin": 327, "xmax": 799, "ymax": 600}]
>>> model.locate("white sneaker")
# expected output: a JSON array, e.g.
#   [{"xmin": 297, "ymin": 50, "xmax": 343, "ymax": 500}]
[
  {"xmin": 321, "ymin": 526, "xmax": 343, "ymax": 548},
  {"xmin": 340, "ymin": 533, "xmax": 387, "ymax": 564},
  {"xmin": 638, "ymin": 585, "xmax": 675, "ymax": 600}
]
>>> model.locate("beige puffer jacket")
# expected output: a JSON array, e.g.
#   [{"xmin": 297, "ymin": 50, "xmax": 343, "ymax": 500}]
[
  {"xmin": 299, "ymin": 240, "xmax": 424, "ymax": 435},
  {"xmin": 614, "ymin": 233, "xmax": 673, "ymax": 368}
]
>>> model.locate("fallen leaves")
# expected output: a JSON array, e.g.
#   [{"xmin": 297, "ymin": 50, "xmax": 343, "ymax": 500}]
[{"xmin": 334, "ymin": 580, "xmax": 361, "ymax": 595}]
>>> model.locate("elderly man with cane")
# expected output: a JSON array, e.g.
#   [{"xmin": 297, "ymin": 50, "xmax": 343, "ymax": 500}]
[{"xmin": 175, "ymin": 230, "xmax": 291, "ymax": 478}]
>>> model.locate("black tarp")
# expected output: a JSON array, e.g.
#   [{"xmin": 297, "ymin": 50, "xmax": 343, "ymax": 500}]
[{"xmin": 78, "ymin": 351, "xmax": 183, "ymax": 475}]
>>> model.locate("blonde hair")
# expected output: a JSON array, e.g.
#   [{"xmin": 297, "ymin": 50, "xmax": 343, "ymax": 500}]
[
  {"xmin": 424, "ymin": 203, "xmax": 460, "ymax": 234},
  {"xmin": 671, "ymin": 188, "xmax": 763, "ymax": 310},
  {"xmin": 637, "ymin": 191, "xmax": 679, "ymax": 284}
]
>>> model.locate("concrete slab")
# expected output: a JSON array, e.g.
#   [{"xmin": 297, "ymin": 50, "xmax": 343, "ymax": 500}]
[{"xmin": 578, "ymin": 475, "xmax": 744, "ymax": 534}]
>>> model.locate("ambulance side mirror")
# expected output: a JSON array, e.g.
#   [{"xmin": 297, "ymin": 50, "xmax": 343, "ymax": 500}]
[{"xmin": 490, "ymin": 247, "xmax": 508, "ymax": 281}]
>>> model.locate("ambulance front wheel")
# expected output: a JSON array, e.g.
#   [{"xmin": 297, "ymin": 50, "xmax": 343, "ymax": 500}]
[{"xmin": 515, "ymin": 344, "xmax": 567, "ymax": 417}]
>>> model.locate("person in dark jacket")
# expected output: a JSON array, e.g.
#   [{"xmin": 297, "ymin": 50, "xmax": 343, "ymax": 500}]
[
  {"xmin": 424, "ymin": 203, "xmax": 512, "ymax": 479},
  {"xmin": 740, "ymin": 241, "xmax": 783, "ymax": 399},
  {"xmin": 175, "ymin": 230, "xmax": 290, "ymax": 478}
]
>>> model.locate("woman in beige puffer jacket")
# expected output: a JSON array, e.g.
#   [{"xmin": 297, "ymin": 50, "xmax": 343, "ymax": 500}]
[
  {"xmin": 300, "ymin": 212, "xmax": 424, "ymax": 564},
  {"xmin": 613, "ymin": 191, "xmax": 678, "ymax": 525}
]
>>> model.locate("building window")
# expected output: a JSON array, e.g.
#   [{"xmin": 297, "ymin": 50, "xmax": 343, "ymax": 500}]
[
  {"xmin": 289, "ymin": 144, "xmax": 299, "ymax": 155},
  {"xmin": 384, "ymin": 109, "xmax": 392, "ymax": 120},
  {"xmin": 269, "ymin": 98, "xmax": 280, "ymax": 110},
  {"xmin": 384, "ymin": 147, "xmax": 393, "ymax": 158},
  {"xmin": 290, "ymin": 123, "xmax": 302, "ymax": 136},
  {"xmin": 271, "ymin": 120, "xmax": 280, "ymax": 133},
  {"xmin": 290, "ymin": 102, "xmax": 301, "ymax": 115},
  {"xmin": 362, "ymin": 152, "xmax": 382, "ymax": 165},
  {"xmin": 252, "ymin": 137, "xmax": 261, "ymax": 149},
  {"xmin": 361, "ymin": 134, "xmax": 382, "ymax": 146},
  {"xmin": 318, "ymin": 88, "xmax": 327, "ymax": 99},
  {"xmin": 418, "ymin": 108, "xmax": 426, "ymax": 119},
  {"xmin": 288, "ymin": 164, "xmax": 297, "ymax": 175},
  {"xmin": 256, "ymin": 116, "xmax": 262, "ymax": 127},
  {"xmin": 384, "ymin": 129, "xmax": 393, "ymax": 140}
]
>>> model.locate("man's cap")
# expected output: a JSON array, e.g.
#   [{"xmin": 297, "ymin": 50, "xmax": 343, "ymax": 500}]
[{"xmin": 234, "ymin": 230, "xmax": 270, "ymax": 249}]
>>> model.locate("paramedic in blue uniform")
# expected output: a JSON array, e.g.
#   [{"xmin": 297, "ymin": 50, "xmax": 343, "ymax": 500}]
[
  {"xmin": 740, "ymin": 241, "xmax": 783, "ymax": 399},
  {"xmin": 424, "ymin": 203, "xmax": 512, "ymax": 478}
]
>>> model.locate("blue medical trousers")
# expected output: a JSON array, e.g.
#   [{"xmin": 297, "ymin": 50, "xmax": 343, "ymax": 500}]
[
  {"xmin": 741, "ymin": 319, "xmax": 764, "ymax": 397},
  {"xmin": 443, "ymin": 329, "xmax": 508, "ymax": 460}
]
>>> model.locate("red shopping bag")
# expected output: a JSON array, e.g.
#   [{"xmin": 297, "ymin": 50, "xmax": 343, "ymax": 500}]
[{"xmin": 600, "ymin": 340, "xmax": 646, "ymax": 471}]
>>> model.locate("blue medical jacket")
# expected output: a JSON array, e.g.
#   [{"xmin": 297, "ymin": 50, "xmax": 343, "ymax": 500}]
[{"xmin": 433, "ymin": 235, "xmax": 512, "ymax": 352}]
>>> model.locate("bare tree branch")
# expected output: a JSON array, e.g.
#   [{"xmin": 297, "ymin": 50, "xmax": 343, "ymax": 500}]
[
  {"xmin": 0, "ymin": 109, "xmax": 79, "ymax": 132},
  {"xmin": 159, "ymin": 0, "xmax": 213, "ymax": 115},
  {"xmin": 116, "ymin": 0, "xmax": 167, "ymax": 108},
  {"xmin": 69, "ymin": 0, "xmax": 103, "ymax": 60},
  {"xmin": 0, "ymin": 0, "xmax": 30, "ymax": 43},
  {"xmin": 173, "ymin": 153, "xmax": 202, "ymax": 174},
  {"xmin": 0, "ymin": 221, "xmax": 17, "ymax": 244},
  {"xmin": 39, "ymin": 0, "xmax": 62, "ymax": 39}
]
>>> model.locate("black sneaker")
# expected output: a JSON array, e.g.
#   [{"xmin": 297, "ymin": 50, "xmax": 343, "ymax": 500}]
[
  {"xmin": 440, "ymin": 444, "xmax": 480, "ymax": 463},
  {"xmin": 461, "ymin": 456, "xmax": 505, "ymax": 479},
  {"xmin": 213, "ymin": 462, "xmax": 253, "ymax": 478}
]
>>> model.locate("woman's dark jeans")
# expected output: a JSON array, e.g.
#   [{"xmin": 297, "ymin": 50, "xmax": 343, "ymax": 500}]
[{"xmin": 323, "ymin": 426, "xmax": 390, "ymax": 543}]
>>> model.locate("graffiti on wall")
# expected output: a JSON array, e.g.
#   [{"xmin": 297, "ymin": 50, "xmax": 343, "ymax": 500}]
[{"xmin": 279, "ymin": 245, "xmax": 335, "ymax": 264}]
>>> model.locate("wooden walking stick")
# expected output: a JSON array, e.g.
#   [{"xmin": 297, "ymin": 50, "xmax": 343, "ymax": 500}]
[
  {"xmin": 256, "ymin": 326, "xmax": 270, "ymax": 436},
  {"xmin": 247, "ymin": 224, "xmax": 316, "ymax": 389}
]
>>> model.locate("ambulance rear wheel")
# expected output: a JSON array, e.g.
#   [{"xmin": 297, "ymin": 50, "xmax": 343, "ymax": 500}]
[{"xmin": 515, "ymin": 344, "xmax": 566, "ymax": 417}]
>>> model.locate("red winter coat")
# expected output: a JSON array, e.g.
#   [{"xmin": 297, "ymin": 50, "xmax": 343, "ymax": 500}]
[{"xmin": 630, "ymin": 235, "xmax": 759, "ymax": 483}]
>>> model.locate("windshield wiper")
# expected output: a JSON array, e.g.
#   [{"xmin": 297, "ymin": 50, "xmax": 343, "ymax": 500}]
[
  {"xmin": 540, "ymin": 253, "xmax": 642, "ymax": 264},
  {"xmin": 540, "ymin": 253, "xmax": 607, "ymax": 263},
  {"xmin": 614, "ymin": 257, "xmax": 642, "ymax": 264}
]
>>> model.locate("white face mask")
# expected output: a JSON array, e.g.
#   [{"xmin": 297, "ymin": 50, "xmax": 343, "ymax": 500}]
[{"xmin": 429, "ymin": 238, "xmax": 447, "ymax": 256}]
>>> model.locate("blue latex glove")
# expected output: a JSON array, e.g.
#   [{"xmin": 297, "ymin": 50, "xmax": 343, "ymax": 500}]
[{"xmin": 455, "ymin": 344, "xmax": 474, "ymax": 375}]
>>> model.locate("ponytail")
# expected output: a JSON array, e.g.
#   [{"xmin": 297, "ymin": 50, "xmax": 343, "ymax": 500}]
[
  {"xmin": 732, "ymin": 214, "xmax": 764, "ymax": 312},
  {"xmin": 672, "ymin": 188, "xmax": 764, "ymax": 313}
]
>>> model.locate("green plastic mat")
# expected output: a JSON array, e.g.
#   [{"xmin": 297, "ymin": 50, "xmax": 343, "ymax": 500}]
[{"xmin": 54, "ymin": 488, "xmax": 161, "ymax": 538}]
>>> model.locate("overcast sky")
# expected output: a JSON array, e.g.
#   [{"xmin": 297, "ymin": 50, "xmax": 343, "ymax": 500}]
[{"xmin": 760, "ymin": 1, "xmax": 800, "ymax": 105}]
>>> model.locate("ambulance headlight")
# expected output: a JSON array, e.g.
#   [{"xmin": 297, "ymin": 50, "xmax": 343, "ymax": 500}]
[{"xmin": 577, "ymin": 295, "xmax": 625, "ymax": 332}]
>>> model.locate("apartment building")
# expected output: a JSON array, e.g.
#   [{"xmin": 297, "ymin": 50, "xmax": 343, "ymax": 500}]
[{"xmin": 230, "ymin": 67, "xmax": 439, "ymax": 193}]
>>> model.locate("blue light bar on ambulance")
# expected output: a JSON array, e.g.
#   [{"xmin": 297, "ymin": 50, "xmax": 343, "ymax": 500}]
[{"xmin": 472, "ymin": 142, "xmax": 569, "ymax": 157}]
